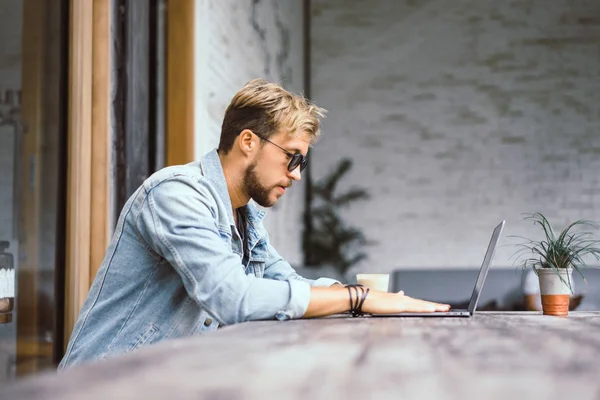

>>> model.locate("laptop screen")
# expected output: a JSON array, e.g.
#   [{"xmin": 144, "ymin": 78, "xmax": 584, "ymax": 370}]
[{"xmin": 467, "ymin": 221, "xmax": 505, "ymax": 315}]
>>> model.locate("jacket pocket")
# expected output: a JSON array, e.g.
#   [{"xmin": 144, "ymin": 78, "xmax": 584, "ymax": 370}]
[
  {"xmin": 129, "ymin": 324, "xmax": 159, "ymax": 352},
  {"xmin": 193, "ymin": 312, "xmax": 219, "ymax": 334},
  {"xmin": 249, "ymin": 242, "xmax": 267, "ymax": 278}
]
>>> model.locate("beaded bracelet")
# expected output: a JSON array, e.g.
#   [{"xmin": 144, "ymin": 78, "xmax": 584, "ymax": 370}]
[{"xmin": 345, "ymin": 284, "xmax": 370, "ymax": 317}]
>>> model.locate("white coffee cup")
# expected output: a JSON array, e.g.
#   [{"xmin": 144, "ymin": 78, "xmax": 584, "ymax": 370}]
[{"xmin": 356, "ymin": 273, "xmax": 390, "ymax": 292}]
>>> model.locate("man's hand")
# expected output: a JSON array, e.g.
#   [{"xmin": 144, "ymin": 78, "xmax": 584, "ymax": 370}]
[{"xmin": 362, "ymin": 290, "xmax": 450, "ymax": 314}]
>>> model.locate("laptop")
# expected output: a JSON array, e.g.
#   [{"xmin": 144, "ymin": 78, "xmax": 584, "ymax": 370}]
[{"xmin": 370, "ymin": 220, "xmax": 505, "ymax": 318}]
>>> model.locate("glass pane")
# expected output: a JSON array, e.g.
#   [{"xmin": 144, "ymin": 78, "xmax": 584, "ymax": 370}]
[{"xmin": 0, "ymin": 0, "xmax": 66, "ymax": 381}]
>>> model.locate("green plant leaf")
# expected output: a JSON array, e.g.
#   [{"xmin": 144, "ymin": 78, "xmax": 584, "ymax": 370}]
[
  {"xmin": 510, "ymin": 213, "xmax": 600, "ymax": 293},
  {"xmin": 333, "ymin": 188, "xmax": 370, "ymax": 207},
  {"xmin": 303, "ymin": 157, "xmax": 371, "ymax": 273}
]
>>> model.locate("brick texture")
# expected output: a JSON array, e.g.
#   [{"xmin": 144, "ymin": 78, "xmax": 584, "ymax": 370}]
[{"xmin": 311, "ymin": 0, "xmax": 600, "ymax": 270}]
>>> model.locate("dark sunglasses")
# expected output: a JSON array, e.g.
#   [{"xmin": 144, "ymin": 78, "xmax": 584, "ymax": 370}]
[{"xmin": 254, "ymin": 134, "xmax": 308, "ymax": 172}]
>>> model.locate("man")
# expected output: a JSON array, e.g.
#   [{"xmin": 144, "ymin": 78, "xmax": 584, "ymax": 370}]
[{"xmin": 59, "ymin": 79, "xmax": 449, "ymax": 368}]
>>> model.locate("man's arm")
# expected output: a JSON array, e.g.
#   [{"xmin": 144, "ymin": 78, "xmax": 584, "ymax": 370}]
[
  {"xmin": 137, "ymin": 176, "xmax": 449, "ymax": 323},
  {"xmin": 261, "ymin": 235, "xmax": 450, "ymax": 316},
  {"xmin": 136, "ymin": 177, "xmax": 313, "ymax": 325},
  {"xmin": 304, "ymin": 286, "xmax": 450, "ymax": 318}
]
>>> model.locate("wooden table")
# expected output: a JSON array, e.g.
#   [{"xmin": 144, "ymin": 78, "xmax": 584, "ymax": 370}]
[{"xmin": 3, "ymin": 312, "xmax": 600, "ymax": 400}]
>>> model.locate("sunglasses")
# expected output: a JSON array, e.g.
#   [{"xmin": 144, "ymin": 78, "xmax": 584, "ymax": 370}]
[{"xmin": 254, "ymin": 134, "xmax": 308, "ymax": 172}]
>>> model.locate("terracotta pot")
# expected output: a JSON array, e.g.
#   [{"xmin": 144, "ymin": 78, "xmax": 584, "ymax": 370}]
[{"xmin": 537, "ymin": 268, "xmax": 573, "ymax": 317}]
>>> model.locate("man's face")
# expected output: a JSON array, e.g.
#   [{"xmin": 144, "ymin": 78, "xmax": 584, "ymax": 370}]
[{"xmin": 243, "ymin": 130, "xmax": 311, "ymax": 207}]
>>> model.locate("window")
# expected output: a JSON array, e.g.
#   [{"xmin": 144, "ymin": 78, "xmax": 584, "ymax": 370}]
[{"xmin": 0, "ymin": 0, "xmax": 68, "ymax": 380}]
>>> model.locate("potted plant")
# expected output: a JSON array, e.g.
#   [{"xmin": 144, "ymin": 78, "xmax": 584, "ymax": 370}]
[
  {"xmin": 301, "ymin": 158, "xmax": 371, "ymax": 281},
  {"xmin": 511, "ymin": 213, "xmax": 600, "ymax": 316}
]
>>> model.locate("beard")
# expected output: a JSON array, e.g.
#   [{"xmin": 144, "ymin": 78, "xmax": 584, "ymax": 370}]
[{"xmin": 243, "ymin": 161, "xmax": 279, "ymax": 207}]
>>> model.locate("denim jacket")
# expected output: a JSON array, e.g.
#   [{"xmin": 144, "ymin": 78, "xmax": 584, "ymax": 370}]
[{"xmin": 59, "ymin": 150, "xmax": 338, "ymax": 368}]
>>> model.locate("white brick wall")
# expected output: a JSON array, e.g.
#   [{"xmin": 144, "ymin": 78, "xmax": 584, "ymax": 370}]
[
  {"xmin": 194, "ymin": 0, "xmax": 306, "ymax": 264},
  {"xmin": 311, "ymin": 0, "xmax": 600, "ymax": 271}
]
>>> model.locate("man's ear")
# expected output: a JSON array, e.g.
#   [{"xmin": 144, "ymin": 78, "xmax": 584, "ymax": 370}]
[{"xmin": 238, "ymin": 129, "xmax": 255, "ymax": 155}]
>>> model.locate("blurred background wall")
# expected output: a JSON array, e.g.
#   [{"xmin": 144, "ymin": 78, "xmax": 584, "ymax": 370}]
[{"xmin": 310, "ymin": 0, "xmax": 600, "ymax": 271}]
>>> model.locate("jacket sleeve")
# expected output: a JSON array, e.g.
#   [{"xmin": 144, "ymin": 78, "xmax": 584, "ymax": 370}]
[{"xmin": 135, "ymin": 175, "xmax": 312, "ymax": 325}]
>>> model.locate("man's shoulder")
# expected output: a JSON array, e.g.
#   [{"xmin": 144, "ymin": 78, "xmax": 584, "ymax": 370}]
[
  {"xmin": 144, "ymin": 162, "xmax": 205, "ymax": 191},
  {"xmin": 140, "ymin": 162, "xmax": 230, "ymax": 218},
  {"xmin": 141, "ymin": 162, "xmax": 222, "ymax": 206}
]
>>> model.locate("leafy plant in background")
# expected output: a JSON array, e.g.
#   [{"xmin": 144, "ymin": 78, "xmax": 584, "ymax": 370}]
[
  {"xmin": 303, "ymin": 158, "xmax": 370, "ymax": 277},
  {"xmin": 510, "ymin": 212, "xmax": 600, "ymax": 292}
]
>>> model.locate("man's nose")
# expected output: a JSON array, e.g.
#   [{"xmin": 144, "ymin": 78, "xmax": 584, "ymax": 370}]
[{"xmin": 288, "ymin": 166, "xmax": 302, "ymax": 181}]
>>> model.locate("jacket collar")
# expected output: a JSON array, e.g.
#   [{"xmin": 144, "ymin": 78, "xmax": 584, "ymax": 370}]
[{"xmin": 200, "ymin": 149, "xmax": 266, "ymax": 233}]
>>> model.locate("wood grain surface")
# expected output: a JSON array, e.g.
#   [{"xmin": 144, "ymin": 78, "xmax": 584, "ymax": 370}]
[{"xmin": 3, "ymin": 312, "xmax": 600, "ymax": 400}]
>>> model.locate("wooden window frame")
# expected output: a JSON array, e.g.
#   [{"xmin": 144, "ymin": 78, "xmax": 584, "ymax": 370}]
[
  {"xmin": 166, "ymin": 0, "xmax": 195, "ymax": 166},
  {"xmin": 64, "ymin": 0, "xmax": 196, "ymax": 349},
  {"xmin": 64, "ymin": 0, "xmax": 111, "ymax": 346}
]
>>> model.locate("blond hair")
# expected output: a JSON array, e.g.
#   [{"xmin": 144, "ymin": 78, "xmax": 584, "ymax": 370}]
[{"xmin": 218, "ymin": 79, "xmax": 326, "ymax": 153}]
